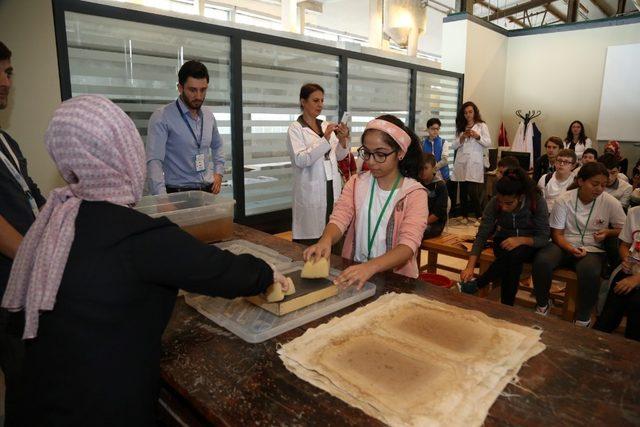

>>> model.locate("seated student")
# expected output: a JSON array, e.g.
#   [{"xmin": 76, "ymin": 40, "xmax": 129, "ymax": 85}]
[
  {"xmin": 1, "ymin": 96, "xmax": 289, "ymax": 426},
  {"xmin": 460, "ymin": 167, "xmax": 549, "ymax": 305},
  {"xmin": 533, "ymin": 136, "xmax": 562, "ymax": 182},
  {"xmin": 419, "ymin": 153, "xmax": 449, "ymax": 239},
  {"xmin": 603, "ymin": 140, "xmax": 628, "ymax": 177},
  {"xmin": 304, "ymin": 115, "xmax": 428, "ymax": 288},
  {"xmin": 538, "ymin": 148, "xmax": 577, "ymax": 212},
  {"xmin": 532, "ymin": 162, "xmax": 626, "ymax": 326},
  {"xmin": 495, "ymin": 155, "xmax": 520, "ymax": 179},
  {"xmin": 580, "ymin": 148, "xmax": 598, "ymax": 165},
  {"xmin": 594, "ymin": 206, "xmax": 640, "ymax": 341},
  {"xmin": 460, "ymin": 168, "xmax": 549, "ymax": 305},
  {"xmin": 600, "ymin": 153, "xmax": 633, "ymax": 210}
]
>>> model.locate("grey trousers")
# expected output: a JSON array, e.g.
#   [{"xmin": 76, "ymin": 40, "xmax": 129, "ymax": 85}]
[{"xmin": 532, "ymin": 243, "xmax": 604, "ymax": 322}]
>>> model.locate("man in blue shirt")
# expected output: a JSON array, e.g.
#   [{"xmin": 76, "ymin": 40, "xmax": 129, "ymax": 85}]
[{"xmin": 146, "ymin": 60, "xmax": 225, "ymax": 195}]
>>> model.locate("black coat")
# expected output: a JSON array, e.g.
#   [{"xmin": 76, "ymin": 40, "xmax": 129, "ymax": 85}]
[{"xmin": 21, "ymin": 201, "xmax": 272, "ymax": 427}]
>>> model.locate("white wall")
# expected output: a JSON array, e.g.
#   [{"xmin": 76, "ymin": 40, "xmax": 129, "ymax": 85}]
[
  {"xmin": 0, "ymin": 0, "xmax": 64, "ymax": 194},
  {"xmin": 442, "ymin": 19, "xmax": 508, "ymax": 146},
  {"xmin": 502, "ymin": 23, "xmax": 640, "ymax": 165}
]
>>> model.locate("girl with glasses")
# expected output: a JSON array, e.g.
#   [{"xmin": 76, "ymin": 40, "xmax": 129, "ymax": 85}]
[{"xmin": 303, "ymin": 115, "xmax": 428, "ymax": 288}]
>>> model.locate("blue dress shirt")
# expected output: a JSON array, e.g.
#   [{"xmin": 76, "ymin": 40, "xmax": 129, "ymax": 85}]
[{"xmin": 146, "ymin": 97, "xmax": 225, "ymax": 195}]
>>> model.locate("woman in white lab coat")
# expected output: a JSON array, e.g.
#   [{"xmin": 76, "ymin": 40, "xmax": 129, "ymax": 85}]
[
  {"xmin": 286, "ymin": 83, "xmax": 350, "ymax": 244},
  {"xmin": 451, "ymin": 101, "xmax": 492, "ymax": 225}
]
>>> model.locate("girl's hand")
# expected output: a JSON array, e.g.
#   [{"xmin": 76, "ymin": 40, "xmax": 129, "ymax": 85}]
[
  {"xmin": 593, "ymin": 229, "xmax": 608, "ymax": 243},
  {"xmin": 500, "ymin": 237, "xmax": 523, "ymax": 251},
  {"xmin": 569, "ymin": 246, "xmax": 588, "ymax": 258},
  {"xmin": 468, "ymin": 130, "xmax": 480, "ymax": 139},
  {"xmin": 622, "ymin": 257, "xmax": 633, "ymax": 274},
  {"xmin": 460, "ymin": 266, "xmax": 475, "ymax": 283},
  {"xmin": 333, "ymin": 263, "xmax": 377, "ymax": 290},
  {"xmin": 303, "ymin": 238, "xmax": 332, "ymax": 263},
  {"xmin": 614, "ymin": 275, "xmax": 640, "ymax": 295}
]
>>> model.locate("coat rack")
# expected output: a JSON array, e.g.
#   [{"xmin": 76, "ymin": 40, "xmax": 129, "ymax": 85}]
[{"xmin": 515, "ymin": 109, "xmax": 542, "ymax": 124}]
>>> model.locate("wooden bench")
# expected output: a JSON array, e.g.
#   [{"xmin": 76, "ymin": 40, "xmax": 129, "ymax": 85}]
[{"xmin": 418, "ymin": 232, "xmax": 579, "ymax": 321}]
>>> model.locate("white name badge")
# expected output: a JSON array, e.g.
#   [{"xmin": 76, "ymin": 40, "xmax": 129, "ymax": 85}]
[
  {"xmin": 195, "ymin": 153, "xmax": 206, "ymax": 172},
  {"xmin": 323, "ymin": 159, "xmax": 333, "ymax": 181}
]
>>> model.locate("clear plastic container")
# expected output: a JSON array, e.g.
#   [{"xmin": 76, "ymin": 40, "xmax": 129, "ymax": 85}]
[
  {"xmin": 184, "ymin": 262, "xmax": 377, "ymax": 343},
  {"xmin": 215, "ymin": 239, "xmax": 294, "ymax": 271},
  {"xmin": 135, "ymin": 191, "xmax": 235, "ymax": 242}
]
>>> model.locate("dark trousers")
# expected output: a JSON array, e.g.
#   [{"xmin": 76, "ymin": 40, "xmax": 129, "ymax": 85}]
[
  {"xmin": 446, "ymin": 180, "xmax": 457, "ymax": 215},
  {"xmin": 423, "ymin": 222, "xmax": 445, "ymax": 240},
  {"xmin": 166, "ymin": 185, "xmax": 212, "ymax": 193},
  {"xmin": 0, "ymin": 309, "xmax": 25, "ymax": 426},
  {"xmin": 594, "ymin": 270, "xmax": 640, "ymax": 341},
  {"xmin": 532, "ymin": 243, "xmax": 604, "ymax": 322},
  {"xmin": 458, "ymin": 181, "xmax": 483, "ymax": 218},
  {"xmin": 477, "ymin": 241, "xmax": 536, "ymax": 306}
]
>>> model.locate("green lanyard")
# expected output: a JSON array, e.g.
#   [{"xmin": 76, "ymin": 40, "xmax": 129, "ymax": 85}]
[
  {"xmin": 574, "ymin": 193, "xmax": 596, "ymax": 246},
  {"xmin": 367, "ymin": 174, "xmax": 401, "ymax": 260}
]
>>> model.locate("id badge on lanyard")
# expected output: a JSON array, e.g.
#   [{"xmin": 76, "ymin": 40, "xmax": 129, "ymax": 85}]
[{"xmin": 195, "ymin": 153, "xmax": 206, "ymax": 172}]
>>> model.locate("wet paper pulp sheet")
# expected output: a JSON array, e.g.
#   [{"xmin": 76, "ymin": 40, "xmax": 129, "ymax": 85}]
[{"xmin": 278, "ymin": 293, "xmax": 545, "ymax": 426}]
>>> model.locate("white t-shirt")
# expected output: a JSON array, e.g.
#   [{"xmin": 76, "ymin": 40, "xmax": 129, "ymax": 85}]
[
  {"xmin": 538, "ymin": 172, "xmax": 575, "ymax": 212},
  {"xmin": 620, "ymin": 206, "xmax": 640, "ymax": 244},
  {"xmin": 605, "ymin": 178, "xmax": 633, "ymax": 209},
  {"xmin": 354, "ymin": 180, "xmax": 400, "ymax": 262},
  {"xmin": 549, "ymin": 189, "xmax": 627, "ymax": 251}
]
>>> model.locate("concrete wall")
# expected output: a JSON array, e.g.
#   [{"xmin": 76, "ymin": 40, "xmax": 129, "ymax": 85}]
[{"xmin": 0, "ymin": 0, "xmax": 64, "ymax": 195}]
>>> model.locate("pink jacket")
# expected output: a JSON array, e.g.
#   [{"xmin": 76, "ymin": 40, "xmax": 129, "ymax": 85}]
[{"xmin": 329, "ymin": 171, "xmax": 428, "ymax": 278}]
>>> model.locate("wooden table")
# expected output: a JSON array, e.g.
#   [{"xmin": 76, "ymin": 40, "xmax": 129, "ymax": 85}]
[
  {"xmin": 159, "ymin": 224, "xmax": 640, "ymax": 426},
  {"xmin": 418, "ymin": 232, "xmax": 495, "ymax": 275}
]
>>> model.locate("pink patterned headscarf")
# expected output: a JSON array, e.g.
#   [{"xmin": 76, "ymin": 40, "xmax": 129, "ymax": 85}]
[
  {"xmin": 604, "ymin": 140, "xmax": 621, "ymax": 161},
  {"xmin": 2, "ymin": 95, "xmax": 145, "ymax": 339},
  {"xmin": 364, "ymin": 119, "xmax": 412, "ymax": 160}
]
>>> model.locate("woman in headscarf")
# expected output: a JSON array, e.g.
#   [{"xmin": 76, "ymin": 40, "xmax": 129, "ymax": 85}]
[
  {"xmin": 604, "ymin": 140, "xmax": 629, "ymax": 178},
  {"xmin": 2, "ymin": 96, "xmax": 287, "ymax": 426}
]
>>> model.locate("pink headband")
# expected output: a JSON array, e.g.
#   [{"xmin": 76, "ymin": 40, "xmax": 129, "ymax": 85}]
[{"xmin": 364, "ymin": 119, "xmax": 411, "ymax": 160}]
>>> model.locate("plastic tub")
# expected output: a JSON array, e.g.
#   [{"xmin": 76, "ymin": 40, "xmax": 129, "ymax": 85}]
[
  {"xmin": 418, "ymin": 273, "xmax": 453, "ymax": 289},
  {"xmin": 135, "ymin": 191, "xmax": 235, "ymax": 242}
]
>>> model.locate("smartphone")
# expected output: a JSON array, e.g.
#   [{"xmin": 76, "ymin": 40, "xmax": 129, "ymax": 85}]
[{"xmin": 340, "ymin": 111, "xmax": 351, "ymax": 124}]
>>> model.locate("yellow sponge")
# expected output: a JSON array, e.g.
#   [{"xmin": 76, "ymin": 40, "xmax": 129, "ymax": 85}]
[{"xmin": 301, "ymin": 257, "xmax": 330, "ymax": 279}]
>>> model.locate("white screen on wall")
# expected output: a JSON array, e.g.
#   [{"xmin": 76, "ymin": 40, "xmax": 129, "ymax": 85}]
[{"xmin": 596, "ymin": 43, "xmax": 640, "ymax": 141}]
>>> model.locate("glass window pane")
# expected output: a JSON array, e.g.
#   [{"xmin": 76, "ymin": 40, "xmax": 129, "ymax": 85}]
[
  {"xmin": 64, "ymin": 11, "xmax": 232, "ymax": 198},
  {"xmin": 242, "ymin": 40, "xmax": 339, "ymax": 216},
  {"xmin": 347, "ymin": 59, "xmax": 410, "ymax": 148},
  {"xmin": 415, "ymin": 72, "xmax": 460, "ymax": 165}
]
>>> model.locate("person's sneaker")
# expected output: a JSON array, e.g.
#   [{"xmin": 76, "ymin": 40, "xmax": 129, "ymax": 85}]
[
  {"xmin": 535, "ymin": 302, "xmax": 551, "ymax": 316},
  {"xmin": 459, "ymin": 279, "xmax": 479, "ymax": 294},
  {"xmin": 574, "ymin": 319, "xmax": 591, "ymax": 328},
  {"xmin": 459, "ymin": 217, "xmax": 469, "ymax": 225}
]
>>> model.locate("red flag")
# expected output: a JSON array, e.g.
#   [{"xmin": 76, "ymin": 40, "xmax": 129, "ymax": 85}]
[{"xmin": 498, "ymin": 122, "xmax": 509, "ymax": 147}]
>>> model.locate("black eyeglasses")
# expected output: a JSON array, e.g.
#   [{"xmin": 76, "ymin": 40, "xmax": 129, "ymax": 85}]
[
  {"xmin": 428, "ymin": 126, "xmax": 441, "ymax": 131},
  {"xmin": 357, "ymin": 146, "xmax": 397, "ymax": 163}
]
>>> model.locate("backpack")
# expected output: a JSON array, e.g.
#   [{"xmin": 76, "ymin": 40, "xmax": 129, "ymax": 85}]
[{"xmin": 544, "ymin": 172, "xmax": 553, "ymax": 186}]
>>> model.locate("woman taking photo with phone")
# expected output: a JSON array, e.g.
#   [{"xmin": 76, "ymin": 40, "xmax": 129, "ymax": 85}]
[
  {"xmin": 451, "ymin": 101, "xmax": 492, "ymax": 225},
  {"xmin": 286, "ymin": 83, "xmax": 350, "ymax": 245}
]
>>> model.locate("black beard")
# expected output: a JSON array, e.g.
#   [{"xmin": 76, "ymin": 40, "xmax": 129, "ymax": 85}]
[{"xmin": 180, "ymin": 93, "xmax": 202, "ymax": 111}]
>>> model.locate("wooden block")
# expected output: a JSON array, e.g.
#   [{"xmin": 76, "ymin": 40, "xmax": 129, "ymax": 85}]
[{"xmin": 246, "ymin": 270, "xmax": 338, "ymax": 316}]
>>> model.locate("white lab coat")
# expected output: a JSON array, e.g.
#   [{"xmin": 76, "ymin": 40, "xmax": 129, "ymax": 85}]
[
  {"xmin": 451, "ymin": 122, "xmax": 492, "ymax": 183},
  {"xmin": 564, "ymin": 138, "xmax": 592, "ymax": 162},
  {"xmin": 512, "ymin": 121, "xmax": 534, "ymax": 168},
  {"xmin": 287, "ymin": 119, "xmax": 349, "ymax": 240}
]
